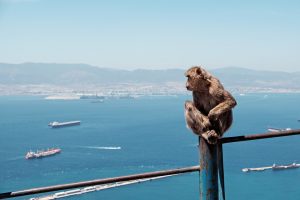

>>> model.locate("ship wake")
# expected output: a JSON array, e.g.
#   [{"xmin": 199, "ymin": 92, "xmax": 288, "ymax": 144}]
[{"xmin": 79, "ymin": 146, "xmax": 121, "ymax": 150}]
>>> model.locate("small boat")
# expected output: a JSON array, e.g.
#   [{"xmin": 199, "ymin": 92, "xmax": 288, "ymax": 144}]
[
  {"xmin": 48, "ymin": 121, "xmax": 80, "ymax": 128},
  {"xmin": 25, "ymin": 148, "xmax": 61, "ymax": 159}
]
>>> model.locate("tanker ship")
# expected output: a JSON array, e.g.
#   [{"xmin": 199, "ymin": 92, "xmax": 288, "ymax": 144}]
[{"xmin": 25, "ymin": 148, "xmax": 61, "ymax": 159}]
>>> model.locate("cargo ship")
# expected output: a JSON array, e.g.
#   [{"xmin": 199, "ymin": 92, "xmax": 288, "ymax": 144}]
[
  {"xmin": 272, "ymin": 163, "xmax": 300, "ymax": 170},
  {"xmin": 48, "ymin": 121, "xmax": 80, "ymax": 128},
  {"xmin": 242, "ymin": 166, "xmax": 271, "ymax": 172},
  {"xmin": 242, "ymin": 162, "xmax": 300, "ymax": 172},
  {"xmin": 25, "ymin": 148, "xmax": 61, "ymax": 159}
]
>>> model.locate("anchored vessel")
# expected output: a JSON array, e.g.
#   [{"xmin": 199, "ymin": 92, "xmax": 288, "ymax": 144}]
[
  {"xmin": 48, "ymin": 121, "xmax": 80, "ymax": 128},
  {"xmin": 242, "ymin": 162, "xmax": 300, "ymax": 172},
  {"xmin": 25, "ymin": 148, "xmax": 61, "ymax": 159},
  {"xmin": 242, "ymin": 166, "xmax": 271, "ymax": 172},
  {"xmin": 272, "ymin": 163, "xmax": 300, "ymax": 170}
]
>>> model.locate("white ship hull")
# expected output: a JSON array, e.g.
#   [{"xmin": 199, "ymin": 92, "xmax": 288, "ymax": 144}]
[
  {"xmin": 48, "ymin": 121, "xmax": 80, "ymax": 128},
  {"xmin": 25, "ymin": 148, "xmax": 61, "ymax": 159}
]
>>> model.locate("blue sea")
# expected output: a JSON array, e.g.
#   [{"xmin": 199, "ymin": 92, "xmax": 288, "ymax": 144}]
[{"xmin": 1, "ymin": 94, "xmax": 300, "ymax": 200}]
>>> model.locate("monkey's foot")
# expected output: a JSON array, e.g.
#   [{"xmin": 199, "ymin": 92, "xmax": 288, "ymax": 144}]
[
  {"xmin": 185, "ymin": 100, "xmax": 211, "ymax": 135},
  {"xmin": 201, "ymin": 130, "xmax": 219, "ymax": 144}
]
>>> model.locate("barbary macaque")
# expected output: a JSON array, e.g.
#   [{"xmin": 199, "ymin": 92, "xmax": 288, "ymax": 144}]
[{"xmin": 184, "ymin": 66, "xmax": 237, "ymax": 144}]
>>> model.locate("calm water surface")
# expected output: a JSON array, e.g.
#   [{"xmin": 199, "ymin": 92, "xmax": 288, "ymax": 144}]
[{"xmin": 1, "ymin": 94, "xmax": 300, "ymax": 199}]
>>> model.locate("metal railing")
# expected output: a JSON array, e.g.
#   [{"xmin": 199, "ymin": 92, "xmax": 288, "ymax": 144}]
[
  {"xmin": 1, "ymin": 129, "xmax": 300, "ymax": 199},
  {"xmin": 0, "ymin": 166, "xmax": 200, "ymax": 199}
]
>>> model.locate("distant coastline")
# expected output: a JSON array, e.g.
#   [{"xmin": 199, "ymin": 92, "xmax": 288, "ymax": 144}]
[{"xmin": 0, "ymin": 63, "xmax": 299, "ymax": 96}]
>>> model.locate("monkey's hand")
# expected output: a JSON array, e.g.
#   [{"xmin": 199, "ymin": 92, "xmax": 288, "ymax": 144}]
[
  {"xmin": 208, "ymin": 90, "xmax": 237, "ymax": 122},
  {"xmin": 208, "ymin": 110, "xmax": 219, "ymax": 121}
]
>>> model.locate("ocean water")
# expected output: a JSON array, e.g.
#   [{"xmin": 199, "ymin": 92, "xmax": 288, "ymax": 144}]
[{"xmin": 1, "ymin": 94, "xmax": 300, "ymax": 200}]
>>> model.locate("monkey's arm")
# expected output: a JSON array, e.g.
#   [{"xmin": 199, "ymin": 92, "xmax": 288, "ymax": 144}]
[{"xmin": 208, "ymin": 90, "xmax": 237, "ymax": 121}]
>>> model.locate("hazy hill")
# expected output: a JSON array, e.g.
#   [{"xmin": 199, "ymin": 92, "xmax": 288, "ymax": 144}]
[
  {"xmin": 212, "ymin": 67, "xmax": 300, "ymax": 89},
  {"xmin": 0, "ymin": 63, "xmax": 299, "ymax": 89},
  {"xmin": 0, "ymin": 63, "xmax": 184, "ymax": 85}
]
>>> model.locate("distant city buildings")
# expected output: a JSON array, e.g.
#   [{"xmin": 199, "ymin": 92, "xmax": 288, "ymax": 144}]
[{"xmin": 0, "ymin": 83, "xmax": 300, "ymax": 97}]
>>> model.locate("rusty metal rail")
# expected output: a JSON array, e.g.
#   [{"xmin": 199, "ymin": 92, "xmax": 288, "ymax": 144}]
[
  {"xmin": 220, "ymin": 129, "xmax": 300, "ymax": 144},
  {"xmin": 0, "ymin": 165, "xmax": 200, "ymax": 199}
]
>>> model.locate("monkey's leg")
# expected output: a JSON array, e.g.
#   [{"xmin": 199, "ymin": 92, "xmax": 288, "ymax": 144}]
[{"xmin": 185, "ymin": 101, "xmax": 211, "ymax": 135}]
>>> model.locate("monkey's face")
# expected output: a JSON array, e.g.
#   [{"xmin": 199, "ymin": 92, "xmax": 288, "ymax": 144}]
[{"xmin": 185, "ymin": 67, "xmax": 210, "ymax": 92}]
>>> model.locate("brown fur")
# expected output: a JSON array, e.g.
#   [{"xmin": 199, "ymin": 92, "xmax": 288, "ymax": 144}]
[{"xmin": 184, "ymin": 66, "xmax": 237, "ymax": 144}]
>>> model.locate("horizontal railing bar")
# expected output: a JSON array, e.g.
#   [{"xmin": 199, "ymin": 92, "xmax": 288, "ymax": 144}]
[
  {"xmin": 0, "ymin": 165, "xmax": 200, "ymax": 199},
  {"xmin": 220, "ymin": 129, "xmax": 300, "ymax": 144}
]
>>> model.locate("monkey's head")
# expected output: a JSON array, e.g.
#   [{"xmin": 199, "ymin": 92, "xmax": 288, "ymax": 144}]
[{"xmin": 185, "ymin": 66, "xmax": 212, "ymax": 92}]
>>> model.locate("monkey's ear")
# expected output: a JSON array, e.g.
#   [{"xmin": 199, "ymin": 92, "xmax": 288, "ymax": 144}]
[{"xmin": 196, "ymin": 67, "xmax": 202, "ymax": 75}]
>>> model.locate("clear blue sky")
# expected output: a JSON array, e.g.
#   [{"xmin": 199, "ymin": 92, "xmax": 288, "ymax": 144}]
[{"xmin": 0, "ymin": 0, "xmax": 299, "ymax": 71}]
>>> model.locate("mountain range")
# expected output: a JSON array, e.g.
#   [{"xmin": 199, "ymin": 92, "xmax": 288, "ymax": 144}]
[{"xmin": 0, "ymin": 63, "xmax": 299, "ymax": 89}]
